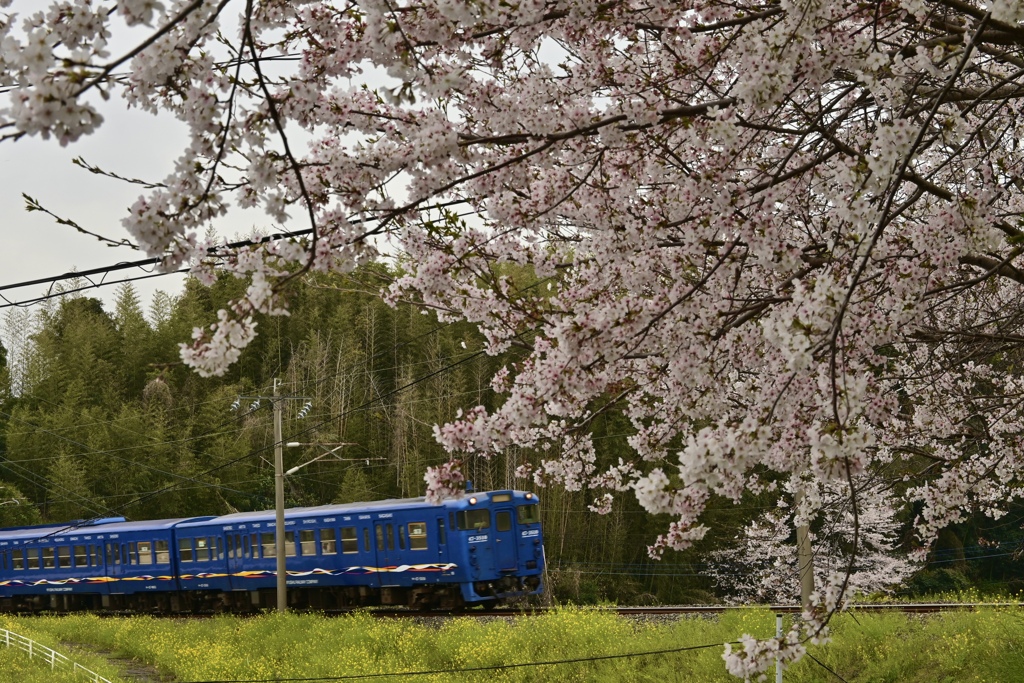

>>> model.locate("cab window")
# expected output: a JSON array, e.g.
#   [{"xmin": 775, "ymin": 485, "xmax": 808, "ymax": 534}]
[
  {"xmin": 496, "ymin": 511, "xmax": 512, "ymax": 532},
  {"xmin": 517, "ymin": 504, "xmax": 540, "ymax": 525},
  {"xmin": 456, "ymin": 509, "xmax": 490, "ymax": 530}
]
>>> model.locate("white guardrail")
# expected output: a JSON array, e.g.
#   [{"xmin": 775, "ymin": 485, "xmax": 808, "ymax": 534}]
[{"xmin": 1, "ymin": 628, "xmax": 113, "ymax": 683}]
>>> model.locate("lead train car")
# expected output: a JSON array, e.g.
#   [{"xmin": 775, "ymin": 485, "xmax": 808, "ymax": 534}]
[{"xmin": 0, "ymin": 490, "xmax": 544, "ymax": 612}]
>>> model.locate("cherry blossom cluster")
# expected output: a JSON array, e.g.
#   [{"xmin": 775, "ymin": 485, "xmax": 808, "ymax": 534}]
[{"xmin": 6, "ymin": 0, "xmax": 1024, "ymax": 676}]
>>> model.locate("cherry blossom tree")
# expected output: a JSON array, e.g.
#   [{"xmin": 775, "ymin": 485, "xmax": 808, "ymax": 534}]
[
  {"xmin": 5, "ymin": 0, "xmax": 1024, "ymax": 675},
  {"xmin": 708, "ymin": 479, "xmax": 918, "ymax": 604}
]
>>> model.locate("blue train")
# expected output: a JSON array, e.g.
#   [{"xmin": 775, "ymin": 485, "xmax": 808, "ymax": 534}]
[{"xmin": 0, "ymin": 490, "xmax": 544, "ymax": 612}]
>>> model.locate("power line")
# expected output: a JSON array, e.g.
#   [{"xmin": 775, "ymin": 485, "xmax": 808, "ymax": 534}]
[
  {"xmin": 178, "ymin": 640, "xmax": 732, "ymax": 683},
  {"xmin": 0, "ymin": 227, "xmax": 314, "ymax": 308}
]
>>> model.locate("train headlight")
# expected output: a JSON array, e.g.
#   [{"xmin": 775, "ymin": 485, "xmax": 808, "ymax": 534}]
[
  {"xmin": 469, "ymin": 497, "xmax": 477, "ymax": 505},
  {"xmin": 525, "ymin": 493, "xmax": 533, "ymax": 500}
]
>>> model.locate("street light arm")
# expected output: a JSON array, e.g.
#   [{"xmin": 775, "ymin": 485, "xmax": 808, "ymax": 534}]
[
  {"xmin": 285, "ymin": 452, "xmax": 330, "ymax": 476},
  {"xmin": 283, "ymin": 443, "xmax": 358, "ymax": 476}
]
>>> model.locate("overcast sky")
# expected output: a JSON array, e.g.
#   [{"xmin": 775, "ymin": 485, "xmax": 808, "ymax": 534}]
[{"xmin": 0, "ymin": 101, "xmax": 196, "ymax": 319}]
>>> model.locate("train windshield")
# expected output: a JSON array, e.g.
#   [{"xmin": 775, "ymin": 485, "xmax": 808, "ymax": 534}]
[
  {"xmin": 456, "ymin": 509, "xmax": 491, "ymax": 530},
  {"xmin": 517, "ymin": 505, "xmax": 540, "ymax": 525}
]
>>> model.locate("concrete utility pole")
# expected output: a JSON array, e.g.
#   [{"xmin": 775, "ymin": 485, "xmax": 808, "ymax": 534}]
[
  {"xmin": 273, "ymin": 379, "xmax": 286, "ymax": 613},
  {"xmin": 795, "ymin": 489, "xmax": 814, "ymax": 611},
  {"xmin": 233, "ymin": 380, "xmax": 311, "ymax": 613}
]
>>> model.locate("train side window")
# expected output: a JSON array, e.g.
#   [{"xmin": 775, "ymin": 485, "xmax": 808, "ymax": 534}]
[
  {"xmin": 375, "ymin": 526, "xmax": 384, "ymax": 552},
  {"xmin": 195, "ymin": 537, "xmax": 210, "ymax": 562},
  {"xmin": 128, "ymin": 542, "xmax": 139, "ymax": 565},
  {"xmin": 74, "ymin": 545, "xmax": 88, "ymax": 567},
  {"xmin": 386, "ymin": 524, "xmax": 395, "ymax": 552},
  {"xmin": 496, "ymin": 511, "xmax": 512, "ymax": 532},
  {"xmin": 91, "ymin": 545, "xmax": 101, "ymax": 566},
  {"xmin": 437, "ymin": 520, "xmax": 446, "ymax": 545},
  {"xmin": 217, "ymin": 537, "xmax": 224, "ymax": 560},
  {"xmin": 251, "ymin": 534, "xmax": 258, "ymax": 557},
  {"xmin": 449, "ymin": 512, "xmax": 455, "ymax": 530},
  {"xmin": 27, "ymin": 549, "xmax": 40, "ymax": 570},
  {"xmin": 285, "ymin": 532, "xmax": 297, "ymax": 558},
  {"xmin": 517, "ymin": 504, "xmax": 540, "ymax": 524},
  {"xmin": 261, "ymin": 533, "xmax": 276, "ymax": 558},
  {"xmin": 226, "ymin": 535, "xmax": 234, "ymax": 559},
  {"xmin": 139, "ymin": 541, "xmax": 154, "ymax": 565},
  {"xmin": 456, "ymin": 509, "xmax": 490, "ymax": 530},
  {"xmin": 409, "ymin": 523, "xmax": 428, "ymax": 550},
  {"xmin": 58, "ymin": 546, "xmax": 71, "ymax": 569},
  {"xmin": 42, "ymin": 548, "xmax": 55, "ymax": 569},
  {"xmin": 12, "ymin": 549, "xmax": 23, "ymax": 570},
  {"xmin": 155, "ymin": 540, "xmax": 170, "ymax": 564},
  {"xmin": 241, "ymin": 535, "xmax": 249, "ymax": 559},
  {"xmin": 340, "ymin": 528, "xmax": 357, "ymax": 554},
  {"xmin": 398, "ymin": 525, "xmax": 406, "ymax": 550},
  {"xmin": 178, "ymin": 538, "xmax": 194, "ymax": 563},
  {"xmin": 320, "ymin": 528, "xmax": 337, "ymax": 555},
  {"xmin": 363, "ymin": 528, "xmax": 370, "ymax": 552},
  {"xmin": 234, "ymin": 535, "xmax": 243, "ymax": 559},
  {"xmin": 300, "ymin": 530, "xmax": 316, "ymax": 556}
]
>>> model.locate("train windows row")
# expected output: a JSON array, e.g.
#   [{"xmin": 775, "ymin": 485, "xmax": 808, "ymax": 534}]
[{"xmin": 180, "ymin": 523, "xmax": 434, "ymax": 563}]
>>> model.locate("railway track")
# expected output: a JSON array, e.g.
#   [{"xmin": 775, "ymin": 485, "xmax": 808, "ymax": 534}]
[
  {"xmin": 366, "ymin": 602, "xmax": 1024, "ymax": 618},
  {"xmin": 12, "ymin": 602, "xmax": 1019, "ymax": 619}
]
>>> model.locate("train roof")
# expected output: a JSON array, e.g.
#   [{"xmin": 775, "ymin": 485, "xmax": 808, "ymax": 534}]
[
  {"xmin": 175, "ymin": 491, "xmax": 538, "ymax": 529},
  {"xmin": 176, "ymin": 496, "xmax": 434, "ymax": 528},
  {"xmin": 0, "ymin": 517, "xmax": 215, "ymax": 543}
]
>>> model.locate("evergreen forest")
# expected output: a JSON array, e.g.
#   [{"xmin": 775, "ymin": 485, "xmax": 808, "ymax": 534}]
[{"xmin": 0, "ymin": 266, "xmax": 1019, "ymax": 604}]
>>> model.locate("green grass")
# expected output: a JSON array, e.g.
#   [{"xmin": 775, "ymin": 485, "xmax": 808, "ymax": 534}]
[
  {"xmin": 7, "ymin": 607, "xmax": 1024, "ymax": 682},
  {"xmin": 0, "ymin": 615, "xmax": 130, "ymax": 683}
]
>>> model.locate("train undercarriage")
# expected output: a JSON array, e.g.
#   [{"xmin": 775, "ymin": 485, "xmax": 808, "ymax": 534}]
[{"xmin": 0, "ymin": 577, "xmax": 539, "ymax": 614}]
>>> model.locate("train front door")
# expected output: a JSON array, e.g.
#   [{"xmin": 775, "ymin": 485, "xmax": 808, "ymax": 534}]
[{"xmin": 493, "ymin": 508, "xmax": 518, "ymax": 571}]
